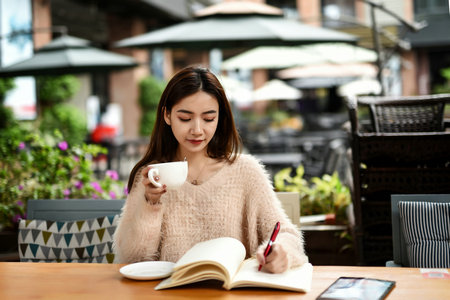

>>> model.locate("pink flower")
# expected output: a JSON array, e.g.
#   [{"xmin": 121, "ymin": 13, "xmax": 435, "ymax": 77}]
[
  {"xmin": 12, "ymin": 214, "xmax": 23, "ymax": 224},
  {"xmin": 75, "ymin": 181, "xmax": 83, "ymax": 189},
  {"xmin": 109, "ymin": 191, "xmax": 117, "ymax": 199},
  {"xmin": 18, "ymin": 185, "xmax": 24, "ymax": 191},
  {"xmin": 73, "ymin": 156, "xmax": 80, "ymax": 162},
  {"xmin": 106, "ymin": 170, "xmax": 119, "ymax": 180},
  {"xmin": 17, "ymin": 200, "xmax": 24, "ymax": 207},
  {"xmin": 124, "ymin": 186, "xmax": 129, "ymax": 195},
  {"xmin": 91, "ymin": 181, "xmax": 103, "ymax": 193},
  {"xmin": 63, "ymin": 189, "xmax": 71, "ymax": 199},
  {"xmin": 18, "ymin": 142, "xmax": 25, "ymax": 150},
  {"xmin": 58, "ymin": 141, "xmax": 68, "ymax": 151}
]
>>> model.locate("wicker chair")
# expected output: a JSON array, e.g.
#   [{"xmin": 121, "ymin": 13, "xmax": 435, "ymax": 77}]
[
  {"xmin": 345, "ymin": 94, "xmax": 450, "ymax": 266},
  {"xmin": 357, "ymin": 94, "xmax": 450, "ymax": 133}
]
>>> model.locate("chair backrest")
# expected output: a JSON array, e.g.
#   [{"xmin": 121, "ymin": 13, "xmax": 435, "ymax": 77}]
[
  {"xmin": 26, "ymin": 199, "xmax": 125, "ymax": 221},
  {"xmin": 276, "ymin": 192, "xmax": 300, "ymax": 229},
  {"xmin": 19, "ymin": 199, "xmax": 125, "ymax": 263},
  {"xmin": 358, "ymin": 94, "xmax": 450, "ymax": 133},
  {"xmin": 390, "ymin": 194, "xmax": 450, "ymax": 267}
]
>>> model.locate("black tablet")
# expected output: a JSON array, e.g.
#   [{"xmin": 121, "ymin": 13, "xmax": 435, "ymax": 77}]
[{"xmin": 316, "ymin": 277, "xmax": 396, "ymax": 300}]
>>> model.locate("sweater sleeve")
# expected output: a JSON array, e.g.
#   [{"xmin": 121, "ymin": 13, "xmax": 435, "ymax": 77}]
[
  {"xmin": 243, "ymin": 155, "xmax": 309, "ymax": 268},
  {"xmin": 113, "ymin": 169, "xmax": 164, "ymax": 263}
]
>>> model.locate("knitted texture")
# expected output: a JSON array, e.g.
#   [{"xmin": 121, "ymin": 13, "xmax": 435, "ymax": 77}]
[{"xmin": 113, "ymin": 154, "xmax": 308, "ymax": 268}]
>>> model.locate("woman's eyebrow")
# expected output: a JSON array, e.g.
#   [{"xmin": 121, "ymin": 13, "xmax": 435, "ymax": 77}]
[
  {"xmin": 176, "ymin": 109, "xmax": 217, "ymax": 115},
  {"xmin": 202, "ymin": 110, "xmax": 217, "ymax": 115}
]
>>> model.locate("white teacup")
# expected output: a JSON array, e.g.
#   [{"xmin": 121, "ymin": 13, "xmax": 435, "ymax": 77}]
[{"xmin": 147, "ymin": 161, "xmax": 188, "ymax": 189}]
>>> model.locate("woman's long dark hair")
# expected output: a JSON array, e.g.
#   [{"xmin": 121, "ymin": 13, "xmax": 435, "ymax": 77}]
[{"xmin": 127, "ymin": 65, "xmax": 242, "ymax": 192}]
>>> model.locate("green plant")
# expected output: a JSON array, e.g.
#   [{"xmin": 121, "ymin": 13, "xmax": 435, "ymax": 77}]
[
  {"xmin": 433, "ymin": 67, "xmax": 450, "ymax": 94},
  {"xmin": 138, "ymin": 76, "xmax": 165, "ymax": 136},
  {"xmin": 274, "ymin": 165, "xmax": 351, "ymax": 224},
  {"xmin": 0, "ymin": 78, "xmax": 15, "ymax": 103},
  {"xmin": 39, "ymin": 103, "xmax": 88, "ymax": 145},
  {"xmin": 0, "ymin": 78, "xmax": 17, "ymax": 129},
  {"xmin": 0, "ymin": 127, "xmax": 127, "ymax": 229},
  {"xmin": 37, "ymin": 75, "xmax": 80, "ymax": 106}
]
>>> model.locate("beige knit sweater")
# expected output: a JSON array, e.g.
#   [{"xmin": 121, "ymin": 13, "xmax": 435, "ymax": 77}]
[{"xmin": 113, "ymin": 154, "xmax": 308, "ymax": 268}]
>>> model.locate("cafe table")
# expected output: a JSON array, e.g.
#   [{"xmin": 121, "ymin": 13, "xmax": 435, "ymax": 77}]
[{"xmin": 0, "ymin": 262, "xmax": 448, "ymax": 299}]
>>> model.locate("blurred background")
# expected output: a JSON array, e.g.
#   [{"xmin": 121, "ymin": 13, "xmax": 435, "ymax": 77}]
[{"xmin": 2, "ymin": 0, "xmax": 449, "ymax": 181}]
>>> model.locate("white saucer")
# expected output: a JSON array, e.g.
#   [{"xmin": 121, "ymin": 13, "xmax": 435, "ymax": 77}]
[{"xmin": 120, "ymin": 261, "xmax": 175, "ymax": 280}]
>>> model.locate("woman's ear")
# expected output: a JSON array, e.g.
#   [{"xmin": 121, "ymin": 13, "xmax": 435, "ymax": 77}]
[{"xmin": 163, "ymin": 107, "xmax": 171, "ymax": 126}]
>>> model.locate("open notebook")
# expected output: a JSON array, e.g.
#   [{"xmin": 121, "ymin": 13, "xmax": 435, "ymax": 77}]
[{"xmin": 155, "ymin": 237, "xmax": 313, "ymax": 292}]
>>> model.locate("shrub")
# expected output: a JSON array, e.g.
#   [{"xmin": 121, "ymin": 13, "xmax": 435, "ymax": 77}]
[
  {"xmin": 0, "ymin": 128, "xmax": 127, "ymax": 229},
  {"xmin": 39, "ymin": 103, "xmax": 88, "ymax": 145},
  {"xmin": 0, "ymin": 78, "xmax": 15, "ymax": 102},
  {"xmin": 138, "ymin": 76, "xmax": 165, "ymax": 136},
  {"xmin": 37, "ymin": 75, "xmax": 80, "ymax": 106}
]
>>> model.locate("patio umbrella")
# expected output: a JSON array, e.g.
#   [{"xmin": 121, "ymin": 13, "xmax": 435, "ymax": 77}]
[
  {"xmin": 0, "ymin": 35, "xmax": 138, "ymax": 77},
  {"xmin": 277, "ymin": 63, "xmax": 377, "ymax": 79},
  {"xmin": 221, "ymin": 43, "xmax": 376, "ymax": 70},
  {"xmin": 115, "ymin": 1, "xmax": 357, "ymax": 49},
  {"xmin": 252, "ymin": 79, "xmax": 301, "ymax": 101},
  {"xmin": 337, "ymin": 78, "xmax": 382, "ymax": 97},
  {"xmin": 218, "ymin": 75, "xmax": 252, "ymax": 104}
]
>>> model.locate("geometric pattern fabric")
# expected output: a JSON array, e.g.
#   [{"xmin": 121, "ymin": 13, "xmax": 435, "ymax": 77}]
[{"xmin": 18, "ymin": 215, "xmax": 119, "ymax": 263}]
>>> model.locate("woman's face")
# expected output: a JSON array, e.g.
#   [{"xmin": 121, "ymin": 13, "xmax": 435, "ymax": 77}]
[{"xmin": 164, "ymin": 91, "xmax": 219, "ymax": 156}]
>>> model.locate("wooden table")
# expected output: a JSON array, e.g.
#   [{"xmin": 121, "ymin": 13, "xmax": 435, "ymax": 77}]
[{"xmin": 0, "ymin": 262, "xmax": 448, "ymax": 299}]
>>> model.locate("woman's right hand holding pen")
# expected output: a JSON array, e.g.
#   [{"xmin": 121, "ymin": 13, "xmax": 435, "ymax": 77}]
[
  {"xmin": 141, "ymin": 166, "xmax": 166, "ymax": 205},
  {"xmin": 256, "ymin": 222, "xmax": 289, "ymax": 273},
  {"xmin": 256, "ymin": 243, "xmax": 289, "ymax": 273}
]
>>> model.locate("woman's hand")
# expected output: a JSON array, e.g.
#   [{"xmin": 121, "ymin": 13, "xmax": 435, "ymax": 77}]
[
  {"xmin": 256, "ymin": 243, "xmax": 289, "ymax": 273},
  {"xmin": 141, "ymin": 166, "xmax": 166, "ymax": 205}
]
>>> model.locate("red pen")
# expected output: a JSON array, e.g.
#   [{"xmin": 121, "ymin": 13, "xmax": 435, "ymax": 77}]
[{"xmin": 258, "ymin": 221, "xmax": 280, "ymax": 271}]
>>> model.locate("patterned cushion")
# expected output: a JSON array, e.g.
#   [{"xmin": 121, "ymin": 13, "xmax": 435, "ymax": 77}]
[
  {"xmin": 18, "ymin": 215, "xmax": 119, "ymax": 263},
  {"xmin": 399, "ymin": 201, "xmax": 450, "ymax": 268}
]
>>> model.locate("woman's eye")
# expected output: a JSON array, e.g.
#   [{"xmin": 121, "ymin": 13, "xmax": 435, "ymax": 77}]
[
  {"xmin": 179, "ymin": 118, "xmax": 190, "ymax": 122},
  {"xmin": 204, "ymin": 118, "xmax": 215, "ymax": 122}
]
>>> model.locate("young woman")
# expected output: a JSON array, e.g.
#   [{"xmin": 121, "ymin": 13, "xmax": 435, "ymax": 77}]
[{"xmin": 113, "ymin": 66, "xmax": 308, "ymax": 273}]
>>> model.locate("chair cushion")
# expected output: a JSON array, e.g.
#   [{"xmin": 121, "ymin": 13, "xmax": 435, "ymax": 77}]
[
  {"xmin": 18, "ymin": 215, "xmax": 119, "ymax": 263},
  {"xmin": 399, "ymin": 201, "xmax": 450, "ymax": 268}
]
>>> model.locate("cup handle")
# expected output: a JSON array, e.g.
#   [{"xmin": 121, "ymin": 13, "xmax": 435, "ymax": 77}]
[{"xmin": 148, "ymin": 168, "xmax": 162, "ymax": 188}]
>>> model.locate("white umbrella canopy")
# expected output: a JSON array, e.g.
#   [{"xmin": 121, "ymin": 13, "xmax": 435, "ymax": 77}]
[
  {"xmin": 299, "ymin": 43, "xmax": 377, "ymax": 64},
  {"xmin": 277, "ymin": 62, "xmax": 378, "ymax": 79},
  {"xmin": 252, "ymin": 79, "xmax": 301, "ymax": 101},
  {"xmin": 221, "ymin": 46, "xmax": 325, "ymax": 70},
  {"xmin": 115, "ymin": 2, "xmax": 357, "ymax": 50},
  {"xmin": 0, "ymin": 35, "xmax": 138, "ymax": 77},
  {"xmin": 337, "ymin": 78, "xmax": 382, "ymax": 97},
  {"xmin": 218, "ymin": 75, "xmax": 252, "ymax": 104},
  {"xmin": 221, "ymin": 43, "xmax": 377, "ymax": 70}
]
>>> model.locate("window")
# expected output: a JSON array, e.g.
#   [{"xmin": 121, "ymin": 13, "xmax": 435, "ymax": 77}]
[
  {"xmin": 414, "ymin": 0, "xmax": 448, "ymax": 17},
  {"xmin": 321, "ymin": 0, "xmax": 356, "ymax": 28}
]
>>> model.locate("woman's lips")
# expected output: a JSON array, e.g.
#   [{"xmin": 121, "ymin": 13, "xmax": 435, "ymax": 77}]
[{"xmin": 188, "ymin": 139, "xmax": 203, "ymax": 145}]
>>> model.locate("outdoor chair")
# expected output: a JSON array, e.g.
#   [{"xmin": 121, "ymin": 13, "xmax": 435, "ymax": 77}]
[
  {"xmin": 18, "ymin": 199, "xmax": 125, "ymax": 263},
  {"xmin": 345, "ymin": 94, "xmax": 450, "ymax": 265},
  {"xmin": 388, "ymin": 194, "xmax": 450, "ymax": 268},
  {"xmin": 357, "ymin": 94, "xmax": 450, "ymax": 133}
]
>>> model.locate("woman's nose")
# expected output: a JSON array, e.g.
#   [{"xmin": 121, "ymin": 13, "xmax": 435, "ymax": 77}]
[{"xmin": 191, "ymin": 118, "xmax": 202, "ymax": 134}]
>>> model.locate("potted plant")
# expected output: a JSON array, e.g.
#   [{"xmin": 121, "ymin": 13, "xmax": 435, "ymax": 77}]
[
  {"xmin": 274, "ymin": 165, "xmax": 355, "ymax": 265},
  {"xmin": 274, "ymin": 165, "xmax": 351, "ymax": 224}
]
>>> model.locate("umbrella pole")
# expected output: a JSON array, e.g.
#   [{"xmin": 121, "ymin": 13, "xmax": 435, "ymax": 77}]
[{"xmin": 368, "ymin": 3, "xmax": 385, "ymax": 96}]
